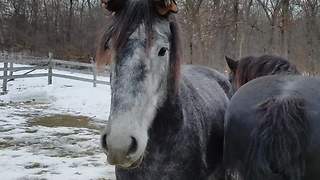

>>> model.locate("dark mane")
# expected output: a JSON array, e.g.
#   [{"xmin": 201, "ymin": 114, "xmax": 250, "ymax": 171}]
[
  {"xmin": 168, "ymin": 19, "xmax": 181, "ymax": 95},
  {"xmin": 235, "ymin": 55, "xmax": 300, "ymax": 88}
]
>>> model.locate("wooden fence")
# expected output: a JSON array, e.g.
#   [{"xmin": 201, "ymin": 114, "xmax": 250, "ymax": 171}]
[{"xmin": 0, "ymin": 53, "xmax": 109, "ymax": 94}]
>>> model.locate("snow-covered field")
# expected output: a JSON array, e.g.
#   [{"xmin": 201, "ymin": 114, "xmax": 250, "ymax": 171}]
[{"xmin": 0, "ymin": 65, "xmax": 115, "ymax": 180}]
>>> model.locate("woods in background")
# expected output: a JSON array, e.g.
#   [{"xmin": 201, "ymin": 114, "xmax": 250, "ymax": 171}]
[
  {"xmin": 0, "ymin": 0, "xmax": 105, "ymax": 61},
  {"xmin": 0, "ymin": 0, "xmax": 320, "ymax": 72}
]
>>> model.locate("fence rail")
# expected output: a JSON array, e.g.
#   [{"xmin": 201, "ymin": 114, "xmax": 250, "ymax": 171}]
[
  {"xmin": 0, "ymin": 66, "xmax": 48, "ymax": 72},
  {"xmin": 53, "ymin": 59, "xmax": 94, "ymax": 68},
  {"xmin": 0, "ymin": 73, "xmax": 49, "ymax": 80},
  {"xmin": 0, "ymin": 53, "xmax": 109, "ymax": 94},
  {"xmin": 52, "ymin": 73, "xmax": 108, "ymax": 85}
]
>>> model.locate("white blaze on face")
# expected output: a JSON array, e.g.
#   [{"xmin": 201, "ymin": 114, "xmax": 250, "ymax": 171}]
[{"xmin": 105, "ymin": 20, "xmax": 172, "ymax": 166}]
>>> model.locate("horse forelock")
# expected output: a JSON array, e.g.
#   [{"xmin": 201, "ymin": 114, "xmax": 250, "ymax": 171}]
[{"xmin": 96, "ymin": 0, "xmax": 153, "ymax": 66}]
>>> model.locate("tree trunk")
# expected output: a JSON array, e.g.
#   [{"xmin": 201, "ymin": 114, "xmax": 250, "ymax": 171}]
[
  {"xmin": 233, "ymin": 0, "xmax": 240, "ymax": 58},
  {"xmin": 67, "ymin": 0, "xmax": 74, "ymax": 43},
  {"xmin": 280, "ymin": 0, "xmax": 290, "ymax": 58}
]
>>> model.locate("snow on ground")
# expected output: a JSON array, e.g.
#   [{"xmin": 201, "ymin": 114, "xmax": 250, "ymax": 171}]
[
  {"xmin": 0, "ymin": 64, "xmax": 115, "ymax": 180},
  {"xmin": 0, "ymin": 65, "xmax": 111, "ymax": 120}
]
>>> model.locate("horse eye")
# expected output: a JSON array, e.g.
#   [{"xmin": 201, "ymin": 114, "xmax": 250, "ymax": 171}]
[
  {"xmin": 105, "ymin": 37, "xmax": 112, "ymax": 50},
  {"xmin": 158, "ymin": 47, "xmax": 168, "ymax": 57},
  {"xmin": 104, "ymin": 41, "xmax": 110, "ymax": 50}
]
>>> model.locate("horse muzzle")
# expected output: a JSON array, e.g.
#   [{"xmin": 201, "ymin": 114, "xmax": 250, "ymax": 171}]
[{"xmin": 101, "ymin": 129, "xmax": 145, "ymax": 169}]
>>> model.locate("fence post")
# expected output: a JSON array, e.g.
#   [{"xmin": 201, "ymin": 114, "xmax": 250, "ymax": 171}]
[
  {"xmin": 48, "ymin": 52, "xmax": 53, "ymax": 85},
  {"xmin": 91, "ymin": 57, "xmax": 97, "ymax": 87},
  {"xmin": 9, "ymin": 62, "xmax": 14, "ymax": 80},
  {"xmin": 2, "ymin": 60, "xmax": 8, "ymax": 94},
  {"xmin": 9, "ymin": 62, "xmax": 13, "ymax": 76},
  {"xmin": 0, "ymin": 52, "xmax": 4, "ymax": 61}
]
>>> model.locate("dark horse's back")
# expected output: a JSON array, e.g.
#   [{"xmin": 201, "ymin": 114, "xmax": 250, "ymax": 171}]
[{"xmin": 225, "ymin": 75, "xmax": 320, "ymax": 180}]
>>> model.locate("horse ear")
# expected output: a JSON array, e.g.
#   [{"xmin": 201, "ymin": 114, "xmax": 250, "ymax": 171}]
[
  {"xmin": 225, "ymin": 56, "xmax": 238, "ymax": 72},
  {"xmin": 155, "ymin": 0, "xmax": 178, "ymax": 16},
  {"xmin": 101, "ymin": 0, "xmax": 126, "ymax": 12}
]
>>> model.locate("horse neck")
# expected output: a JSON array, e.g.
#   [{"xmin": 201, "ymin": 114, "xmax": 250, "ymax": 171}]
[{"xmin": 148, "ymin": 91, "xmax": 183, "ymax": 141}]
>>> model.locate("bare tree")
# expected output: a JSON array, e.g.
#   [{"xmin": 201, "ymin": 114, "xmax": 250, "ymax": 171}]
[
  {"xmin": 298, "ymin": 0, "xmax": 320, "ymax": 72},
  {"xmin": 0, "ymin": 0, "xmax": 320, "ymax": 72},
  {"xmin": 257, "ymin": 0, "xmax": 282, "ymax": 54},
  {"xmin": 280, "ymin": 0, "xmax": 290, "ymax": 58}
]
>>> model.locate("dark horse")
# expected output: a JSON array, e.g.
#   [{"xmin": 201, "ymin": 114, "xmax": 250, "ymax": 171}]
[
  {"xmin": 98, "ymin": 0, "xmax": 231, "ymax": 179},
  {"xmin": 225, "ymin": 55, "xmax": 300, "ymax": 92},
  {"xmin": 224, "ymin": 57, "xmax": 320, "ymax": 179}
]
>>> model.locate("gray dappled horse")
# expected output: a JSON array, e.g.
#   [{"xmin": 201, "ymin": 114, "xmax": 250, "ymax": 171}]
[
  {"xmin": 97, "ymin": 0, "xmax": 231, "ymax": 179},
  {"xmin": 225, "ymin": 56, "xmax": 320, "ymax": 180}
]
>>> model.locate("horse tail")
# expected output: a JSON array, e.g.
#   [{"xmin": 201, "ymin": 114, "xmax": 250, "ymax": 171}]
[{"xmin": 245, "ymin": 96, "xmax": 309, "ymax": 180}]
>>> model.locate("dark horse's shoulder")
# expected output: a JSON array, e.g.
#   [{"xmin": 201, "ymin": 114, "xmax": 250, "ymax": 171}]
[
  {"xmin": 179, "ymin": 65, "xmax": 230, "ymax": 122},
  {"xmin": 180, "ymin": 65, "xmax": 228, "ymax": 128},
  {"xmin": 179, "ymin": 66, "xmax": 228, "ymax": 179}
]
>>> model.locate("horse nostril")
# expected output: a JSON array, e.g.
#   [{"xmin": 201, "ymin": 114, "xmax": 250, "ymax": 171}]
[
  {"xmin": 101, "ymin": 133, "xmax": 108, "ymax": 152},
  {"xmin": 128, "ymin": 136, "xmax": 138, "ymax": 155}
]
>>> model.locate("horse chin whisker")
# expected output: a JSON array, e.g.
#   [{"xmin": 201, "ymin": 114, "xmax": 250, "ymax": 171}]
[
  {"xmin": 133, "ymin": 150, "xmax": 148, "ymax": 169},
  {"xmin": 136, "ymin": 154, "xmax": 145, "ymax": 169},
  {"xmin": 121, "ymin": 155, "xmax": 144, "ymax": 170}
]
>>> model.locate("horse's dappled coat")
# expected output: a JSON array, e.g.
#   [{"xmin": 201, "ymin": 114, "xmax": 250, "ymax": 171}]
[{"xmin": 98, "ymin": 0, "xmax": 231, "ymax": 179}]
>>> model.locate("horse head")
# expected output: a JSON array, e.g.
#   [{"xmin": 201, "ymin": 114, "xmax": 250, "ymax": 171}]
[{"xmin": 99, "ymin": 0, "xmax": 181, "ymax": 169}]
